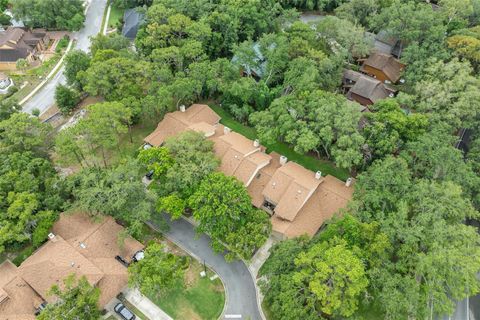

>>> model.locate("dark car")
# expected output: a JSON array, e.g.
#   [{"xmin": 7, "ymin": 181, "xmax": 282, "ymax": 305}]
[
  {"xmin": 145, "ymin": 170, "xmax": 154, "ymax": 180},
  {"xmin": 114, "ymin": 302, "xmax": 136, "ymax": 320}
]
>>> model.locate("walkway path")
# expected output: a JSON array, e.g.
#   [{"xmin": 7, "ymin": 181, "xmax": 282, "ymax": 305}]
[
  {"xmin": 124, "ymin": 288, "xmax": 173, "ymax": 320},
  {"xmin": 149, "ymin": 215, "xmax": 263, "ymax": 320}
]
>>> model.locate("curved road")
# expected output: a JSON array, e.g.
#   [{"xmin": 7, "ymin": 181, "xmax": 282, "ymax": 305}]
[
  {"xmin": 150, "ymin": 215, "xmax": 262, "ymax": 320},
  {"xmin": 22, "ymin": 0, "xmax": 108, "ymax": 114}
]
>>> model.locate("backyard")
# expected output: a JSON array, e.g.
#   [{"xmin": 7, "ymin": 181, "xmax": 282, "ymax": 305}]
[{"xmin": 209, "ymin": 104, "xmax": 350, "ymax": 180}]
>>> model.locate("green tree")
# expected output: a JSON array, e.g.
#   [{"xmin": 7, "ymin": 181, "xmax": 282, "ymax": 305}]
[
  {"xmin": 90, "ymin": 33, "xmax": 131, "ymax": 56},
  {"xmin": 250, "ymin": 90, "xmax": 364, "ymax": 171},
  {"xmin": 294, "ymin": 240, "xmax": 369, "ymax": 318},
  {"xmin": 398, "ymin": 58, "xmax": 480, "ymax": 130},
  {"xmin": 0, "ymin": 98, "xmax": 21, "ymax": 121},
  {"xmin": 68, "ymin": 161, "xmax": 154, "ymax": 236},
  {"xmin": 64, "ymin": 50, "xmax": 91, "ymax": 90},
  {"xmin": 12, "ymin": 0, "xmax": 85, "ymax": 31},
  {"xmin": 362, "ymin": 99, "xmax": 428, "ymax": 161},
  {"xmin": 0, "ymin": 113, "xmax": 51, "ymax": 155},
  {"xmin": 188, "ymin": 172, "xmax": 271, "ymax": 260},
  {"xmin": 315, "ymin": 16, "xmax": 373, "ymax": 60},
  {"xmin": 37, "ymin": 274, "xmax": 100, "ymax": 320},
  {"xmin": 55, "ymin": 85, "xmax": 81, "ymax": 114},
  {"xmin": 128, "ymin": 243, "xmax": 185, "ymax": 296},
  {"xmin": 82, "ymin": 57, "xmax": 151, "ymax": 102},
  {"xmin": 143, "ymin": 131, "xmax": 219, "ymax": 197},
  {"xmin": 335, "ymin": 0, "xmax": 381, "ymax": 27}
]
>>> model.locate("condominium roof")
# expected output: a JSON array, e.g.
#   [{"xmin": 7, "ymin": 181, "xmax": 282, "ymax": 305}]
[
  {"xmin": 361, "ymin": 52, "xmax": 404, "ymax": 83},
  {"xmin": 271, "ymin": 175, "xmax": 354, "ymax": 238},
  {"xmin": 19, "ymin": 236, "xmax": 104, "ymax": 304},
  {"xmin": 262, "ymin": 162, "xmax": 322, "ymax": 221},
  {"xmin": 349, "ymin": 75, "xmax": 391, "ymax": 103},
  {"xmin": 145, "ymin": 104, "xmax": 354, "ymax": 239},
  {"xmin": 211, "ymin": 131, "xmax": 272, "ymax": 186},
  {"xmin": 144, "ymin": 104, "xmax": 220, "ymax": 147},
  {"xmin": 0, "ymin": 213, "xmax": 144, "ymax": 318}
]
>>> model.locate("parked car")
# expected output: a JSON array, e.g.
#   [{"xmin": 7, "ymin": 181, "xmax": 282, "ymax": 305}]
[
  {"xmin": 114, "ymin": 302, "xmax": 136, "ymax": 320},
  {"xmin": 145, "ymin": 170, "xmax": 154, "ymax": 180},
  {"xmin": 132, "ymin": 250, "xmax": 145, "ymax": 262}
]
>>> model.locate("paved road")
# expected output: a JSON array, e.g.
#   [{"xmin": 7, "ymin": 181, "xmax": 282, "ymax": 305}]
[
  {"xmin": 22, "ymin": 0, "xmax": 108, "ymax": 114},
  {"xmin": 150, "ymin": 215, "xmax": 262, "ymax": 320}
]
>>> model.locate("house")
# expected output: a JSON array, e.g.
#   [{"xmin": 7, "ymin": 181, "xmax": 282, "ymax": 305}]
[
  {"xmin": 0, "ymin": 27, "xmax": 50, "ymax": 70},
  {"xmin": 0, "ymin": 212, "xmax": 144, "ymax": 319},
  {"xmin": 143, "ymin": 104, "xmax": 221, "ymax": 147},
  {"xmin": 343, "ymin": 70, "xmax": 396, "ymax": 106},
  {"xmin": 122, "ymin": 8, "xmax": 145, "ymax": 40},
  {"xmin": 360, "ymin": 52, "xmax": 405, "ymax": 83},
  {"xmin": 145, "ymin": 104, "xmax": 354, "ymax": 239},
  {"xmin": 211, "ymin": 129, "xmax": 272, "ymax": 187},
  {"xmin": 231, "ymin": 42, "xmax": 266, "ymax": 80},
  {"xmin": 366, "ymin": 30, "xmax": 403, "ymax": 58}
]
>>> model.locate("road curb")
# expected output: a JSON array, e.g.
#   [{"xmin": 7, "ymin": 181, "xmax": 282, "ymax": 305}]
[
  {"xmin": 19, "ymin": 39, "xmax": 73, "ymax": 107},
  {"xmin": 179, "ymin": 216, "xmax": 266, "ymax": 320},
  {"xmin": 145, "ymin": 220, "xmax": 229, "ymax": 320},
  {"xmin": 103, "ymin": 4, "xmax": 111, "ymax": 35}
]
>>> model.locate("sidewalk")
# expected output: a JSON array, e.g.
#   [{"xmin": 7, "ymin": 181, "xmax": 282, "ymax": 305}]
[{"xmin": 123, "ymin": 287, "xmax": 173, "ymax": 320}]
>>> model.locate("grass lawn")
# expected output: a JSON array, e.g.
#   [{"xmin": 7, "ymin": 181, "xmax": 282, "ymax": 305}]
[
  {"xmin": 109, "ymin": 121, "xmax": 157, "ymax": 163},
  {"xmin": 209, "ymin": 105, "xmax": 350, "ymax": 181},
  {"xmin": 148, "ymin": 259, "xmax": 225, "ymax": 320},
  {"xmin": 7, "ymin": 53, "xmax": 62, "ymax": 103},
  {"xmin": 108, "ymin": 4, "xmax": 124, "ymax": 29},
  {"xmin": 0, "ymin": 243, "xmax": 35, "ymax": 266}
]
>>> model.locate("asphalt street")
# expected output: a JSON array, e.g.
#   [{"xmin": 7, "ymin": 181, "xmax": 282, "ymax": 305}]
[
  {"xmin": 150, "ymin": 215, "xmax": 262, "ymax": 320},
  {"xmin": 22, "ymin": 0, "xmax": 108, "ymax": 114}
]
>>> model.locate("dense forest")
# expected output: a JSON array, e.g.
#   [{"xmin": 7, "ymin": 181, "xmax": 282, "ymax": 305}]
[{"xmin": 0, "ymin": 0, "xmax": 479, "ymax": 318}]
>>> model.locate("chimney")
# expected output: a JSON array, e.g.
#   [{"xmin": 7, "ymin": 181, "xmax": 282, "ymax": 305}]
[
  {"xmin": 48, "ymin": 232, "xmax": 57, "ymax": 242},
  {"xmin": 179, "ymin": 105, "xmax": 186, "ymax": 112},
  {"xmin": 253, "ymin": 139, "xmax": 260, "ymax": 147},
  {"xmin": 315, "ymin": 171, "xmax": 322, "ymax": 179},
  {"xmin": 224, "ymin": 126, "xmax": 231, "ymax": 135},
  {"xmin": 279, "ymin": 155, "xmax": 287, "ymax": 165},
  {"xmin": 345, "ymin": 177, "xmax": 353, "ymax": 187}
]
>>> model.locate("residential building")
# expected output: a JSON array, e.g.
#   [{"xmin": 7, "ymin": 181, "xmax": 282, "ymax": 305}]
[
  {"xmin": 122, "ymin": 8, "xmax": 145, "ymax": 40},
  {"xmin": 360, "ymin": 52, "xmax": 405, "ymax": 83},
  {"xmin": 366, "ymin": 30, "xmax": 403, "ymax": 58},
  {"xmin": 0, "ymin": 27, "xmax": 50, "ymax": 70},
  {"xmin": 343, "ymin": 70, "xmax": 396, "ymax": 106},
  {"xmin": 144, "ymin": 104, "xmax": 220, "ymax": 147},
  {"xmin": 0, "ymin": 213, "xmax": 144, "ymax": 319},
  {"xmin": 145, "ymin": 104, "xmax": 354, "ymax": 239}
]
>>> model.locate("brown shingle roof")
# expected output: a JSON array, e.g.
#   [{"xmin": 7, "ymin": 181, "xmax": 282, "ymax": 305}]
[
  {"xmin": 211, "ymin": 131, "xmax": 272, "ymax": 187},
  {"xmin": 19, "ymin": 235, "xmax": 105, "ymax": 304},
  {"xmin": 0, "ymin": 260, "xmax": 40, "ymax": 320},
  {"xmin": 349, "ymin": 75, "xmax": 390, "ymax": 103},
  {"xmin": 0, "ymin": 213, "xmax": 144, "ymax": 319},
  {"xmin": 144, "ymin": 104, "xmax": 220, "ymax": 147},
  {"xmin": 361, "ymin": 52, "xmax": 404, "ymax": 83},
  {"xmin": 145, "ymin": 105, "xmax": 354, "ymax": 239},
  {"xmin": 262, "ymin": 162, "xmax": 322, "ymax": 221},
  {"xmin": 0, "ymin": 27, "xmax": 47, "ymax": 62},
  {"xmin": 271, "ymin": 175, "xmax": 354, "ymax": 238}
]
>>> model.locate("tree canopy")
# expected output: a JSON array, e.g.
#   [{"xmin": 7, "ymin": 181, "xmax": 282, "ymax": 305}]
[
  {"xmin": 12, "ymin": 0, "xmax": 85, "ymax": 31},
  {"xmin": 37, "ymin": 274, "xmax": 101, "ymax": 320}
]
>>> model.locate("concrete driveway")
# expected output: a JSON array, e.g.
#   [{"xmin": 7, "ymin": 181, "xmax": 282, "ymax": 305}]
[
  {"xmin": 22, "ymin": 0, "xmax": 108, "ymax": 114},
  {"xmin": 149, "ymin": 214, "xmax": 263, "ymax": 320}
]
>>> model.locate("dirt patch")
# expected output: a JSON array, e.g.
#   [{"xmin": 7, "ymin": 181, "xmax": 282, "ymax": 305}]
[
  {"xmin": 177, "ymin": 304, "xmax": 202, "ymax": 320},
  {"xmin": 184, "ymin": 264, "xmax": 199, "ymax": 288}
]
